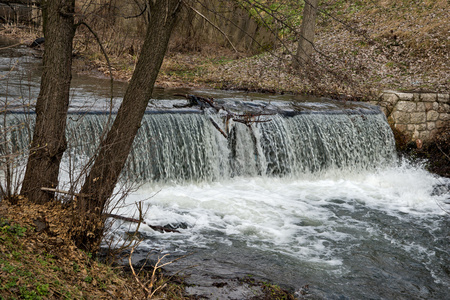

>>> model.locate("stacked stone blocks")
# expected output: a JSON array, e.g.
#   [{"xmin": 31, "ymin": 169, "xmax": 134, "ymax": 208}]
[{"xmin": 372, "ymin": 91, "xmax": 449, "ymax": 142}]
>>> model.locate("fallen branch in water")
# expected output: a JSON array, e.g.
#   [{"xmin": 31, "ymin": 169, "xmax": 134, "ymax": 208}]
[
  {"xmin": 173, "ymin": 94, "xmax": 218, "ymax": 110},
  {"xmin": 128, "ymin": 243, "xmax": 191, "ymax": 299},
  {"xmin": 209, "ymin": 116, "xmax": 228, "ymax": 138},
  {"xmin": 105, "ymin": 213, "xmax": 180, "ymax": 233},
  {"xmin": 41, "ymin": 187, "xmax": 179, "ymax": 233},
  {"xmin": 174, "ymin": 94, "xmax": 274, "ymax": 138},
  {"xmin": 233, "ymin": 112, "xmax": 273, "ymax": 125}
]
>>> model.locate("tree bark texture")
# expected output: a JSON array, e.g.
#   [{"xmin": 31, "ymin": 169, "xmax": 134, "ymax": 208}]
[
  {"xmin": 20, "ymin": 0, "xmax": 75, "ymax": 204},
  {"xmin": 75, "ymin": 0, "xmax": 182, "ymax": 251},
  {"xmin": 293, "ymin": 0, "xmax": 318, "ymax": 69}
]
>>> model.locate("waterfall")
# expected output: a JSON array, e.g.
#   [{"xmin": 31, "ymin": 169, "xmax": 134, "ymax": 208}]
[{"xmin": 2, "ymin": 108, "xmax": 397, "ymax": 183}]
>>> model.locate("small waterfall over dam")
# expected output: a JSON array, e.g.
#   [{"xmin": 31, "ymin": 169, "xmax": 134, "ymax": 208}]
[{"xmin": 4, "ymin": 100, "xmax": 396, "ymax": 183}]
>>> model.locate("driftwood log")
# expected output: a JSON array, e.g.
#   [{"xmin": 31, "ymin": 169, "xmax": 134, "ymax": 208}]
[{"xmin": 174, "ymin": 94, "xmax": 273, "ymax": 139}]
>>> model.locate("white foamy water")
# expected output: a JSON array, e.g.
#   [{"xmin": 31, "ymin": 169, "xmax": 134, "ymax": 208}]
[{"xmin": 108, "ymin": 162, "xmax": 449, "ymax": 299}]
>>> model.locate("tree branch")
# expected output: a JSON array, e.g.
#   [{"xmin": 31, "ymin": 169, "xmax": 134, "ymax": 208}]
[{"xmin": 183, "ymin": 0, "xmax": 239, "ymax": 54}]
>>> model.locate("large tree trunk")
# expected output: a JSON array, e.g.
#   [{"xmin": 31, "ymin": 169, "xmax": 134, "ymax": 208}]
[
  {"xmin": 292, "ymin": 0, "xmax": 318, "ymax": 69},
  {"xmin": 74, "ymin": 0, "xmax": 182, "ymax": 252},
  {"xmin": 20, "ymin": 0, "xmax": 75, "ymax": 204}
]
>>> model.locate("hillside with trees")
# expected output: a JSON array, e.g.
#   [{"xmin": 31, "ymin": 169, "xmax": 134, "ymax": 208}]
[{"xmin": 66, "ymin": 0, "xmax": 449, "ymax": 98}]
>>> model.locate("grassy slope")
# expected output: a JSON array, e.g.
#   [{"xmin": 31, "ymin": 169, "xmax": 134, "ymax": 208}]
[{"xmin": 0, "ymin": 198, "xmax": 190, "ymax": 300}]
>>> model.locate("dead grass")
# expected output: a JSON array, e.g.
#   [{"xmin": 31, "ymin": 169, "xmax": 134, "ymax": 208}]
[
  {"xmin": 158, "ymin": 0, "xmax": 449, "ymax": 97},
  {"xmin": 0, "ymin": 198, "xmax": 191, "ymax": 299},
  {"xmin": 199, "ymin": 0, "xmax": 449, "ymax": 98},
  {"xmin": 0, "ymin": 24, "xmax": 41, "ymax": 45}
]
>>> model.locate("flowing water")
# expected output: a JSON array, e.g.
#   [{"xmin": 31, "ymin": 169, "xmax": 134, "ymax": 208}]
[{"xmin": 1, "ymin": 38, "xmax": 449, "ymax": 299}]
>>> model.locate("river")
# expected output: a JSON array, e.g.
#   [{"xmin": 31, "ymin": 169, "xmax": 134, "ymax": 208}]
[{"xmin": 1, "ymin": 37, "xmax": 449, "ymax": 299}]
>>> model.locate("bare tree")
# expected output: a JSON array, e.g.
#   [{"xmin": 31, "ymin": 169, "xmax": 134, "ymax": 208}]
[
  {"xmin": 20, "ymin": 0, "xmax": 76, "ymax": 204},
  {"xmin": 73, "ymin": 0, "xmax": 183, "ymax": 252},
  {"xmin": 15, "ymin": 0, "xmax": 182, "ymax": 252},
  {"xmin": 292, "ymin": 0, "xmax": 318, "ymax": 70}
]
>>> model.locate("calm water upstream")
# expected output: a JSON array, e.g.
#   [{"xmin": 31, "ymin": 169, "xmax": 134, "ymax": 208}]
[{"xmin": 1, "ymin": 37, "xmax": 449, "ymax": 299}]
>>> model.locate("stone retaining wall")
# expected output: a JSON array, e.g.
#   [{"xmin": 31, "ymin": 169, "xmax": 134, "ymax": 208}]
[{"xmin": 370, "ymin": 91, "xmax": 449, "ymax": 143}]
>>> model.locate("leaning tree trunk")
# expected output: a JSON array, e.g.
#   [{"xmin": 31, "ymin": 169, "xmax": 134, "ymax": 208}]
[
  {"xmin": 21, "ymin": 0, "xmax": 75, "ymax": 204},
  {"xmin": 74, "ymin": 0, "xmax": 182, "ymax": 252},
  {"xmin": 292, "ymin": 0, "xmax": 318, "ymax": 70}
]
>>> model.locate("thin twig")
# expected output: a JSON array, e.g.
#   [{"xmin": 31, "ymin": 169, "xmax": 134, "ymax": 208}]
[
  {"xmin": 436, "ymin": 143, "xmax": 450, "ymax": 161},
  {"xmin": 123, "ymin": 1, "xmax": 148, "ymax": 19},
  {"xmin": 70, "ymin": 21, "xmax": 117, "ymax": 192},
  {"xmin": 183, "ymin": 0, "xmax": 239, "ymax": 54},
  {"xmin": 0, "ymin": 42, "xmax": 23, "ymax": 50},
  {"xmin": 128, "ymin": 242, "xmax": 151, "ymax": 297},
  {"xmin": 0, "ymin": 59, "xmax": 19, "ymax": 80},
  {"xmin": 77, "ymin": 21, "xmax": 115, "ymax": 127}
]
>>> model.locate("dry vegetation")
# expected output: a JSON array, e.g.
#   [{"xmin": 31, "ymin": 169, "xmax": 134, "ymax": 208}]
[
  {"xmin": 72, "ymin": 0, "xmax": 449, "ymax": 99},
  {"xmin": 0, "ymin": 197, "xmax": 296, "ymax": 299},
  {"xmin": 0, "ymin": 197, "xmax": 192, "ymax": 299},
  {"xmin": 1, "ymin": 0, "xmax": 448, "ymax": 99},
  {"xmin": 200, "ymin": 0, "xmax": 449, "ymax": 98}
]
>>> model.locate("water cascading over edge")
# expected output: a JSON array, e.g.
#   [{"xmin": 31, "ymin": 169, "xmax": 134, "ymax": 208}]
[{"xmin": 3, "ymin": 106, "xmax": 397, "ymax": 183}]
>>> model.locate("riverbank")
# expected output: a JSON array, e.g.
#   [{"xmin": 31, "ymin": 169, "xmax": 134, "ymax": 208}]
[
  {"xmin": 0, "ymin": 198, "xmax": 299, "ymax": 299},
  {"xmin": 67, "ymin": 0, "xmax": 449, "ymax": 100}
]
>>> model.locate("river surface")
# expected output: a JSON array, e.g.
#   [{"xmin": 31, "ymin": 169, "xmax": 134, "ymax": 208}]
[{"xmin": 1, "ymin": 37, "xmax": 449, "ymax": 299}]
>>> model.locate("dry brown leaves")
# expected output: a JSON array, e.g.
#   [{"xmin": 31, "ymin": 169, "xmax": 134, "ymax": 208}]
[
  {"xmin": 1, "ymin": 0, "xmax": 448, "ymax": 99},
  {"xmin": 0, "ymin": 198, "xmax": 142, "ymax": 299}
]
